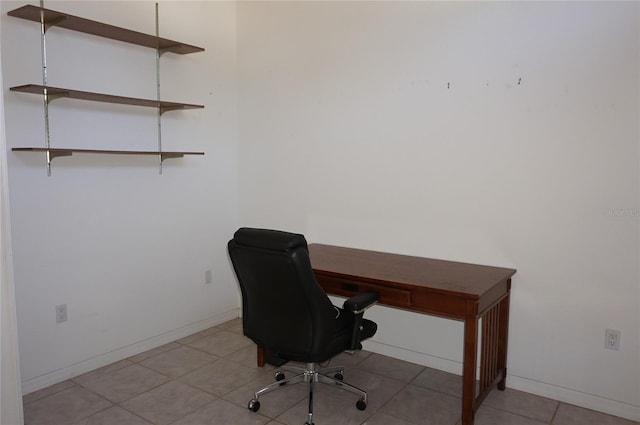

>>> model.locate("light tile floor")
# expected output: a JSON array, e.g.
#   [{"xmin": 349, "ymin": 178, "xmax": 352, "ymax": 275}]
[{"xmin": 23, "ymin": 318, "xmax": 639, "ymax": 425}]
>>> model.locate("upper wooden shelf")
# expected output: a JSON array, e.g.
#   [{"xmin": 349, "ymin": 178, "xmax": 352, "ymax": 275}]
[
  {"xmin": 10, "ymin": 84, "xmax": 204, "ymax": 114},
  {"xmin": 8, "ymin": 5, "xmax": 204, "ymax": 55}
]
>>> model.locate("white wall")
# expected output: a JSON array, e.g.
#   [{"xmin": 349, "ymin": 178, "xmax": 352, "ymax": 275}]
[
  {"xmin": 3, "ymin": 1, "xmax": 639, "ymax": 421},
  {"xmin": 1, "ymin": 12, "xmax": 24, "ymax": 421},
  {"xmin": 237, "ymin": 1, "xmax": 640, "ymax": 421},
  {"xmin": 1, "ymin": 0, "xmax": 240, "ymax": 394}
]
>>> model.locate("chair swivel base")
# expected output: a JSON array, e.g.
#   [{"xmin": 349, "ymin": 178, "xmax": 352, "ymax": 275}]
[{"xmin": 247, "ymin": 362, "xmax": 367, "ymax": 424}]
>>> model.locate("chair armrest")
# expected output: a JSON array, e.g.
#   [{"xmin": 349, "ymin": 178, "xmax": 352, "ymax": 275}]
[
  {"xmin": 343, "ymin": 291, "xmax": 378, "ymax": 351},
  {"xmin": 343, "ymin": 291, "xmax": 379, "ymax": 314}
]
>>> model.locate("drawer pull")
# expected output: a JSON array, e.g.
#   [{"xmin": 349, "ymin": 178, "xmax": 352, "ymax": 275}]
[{"xmin": 341, "ymin": 282, "xmax": 359, "ymax": 292}]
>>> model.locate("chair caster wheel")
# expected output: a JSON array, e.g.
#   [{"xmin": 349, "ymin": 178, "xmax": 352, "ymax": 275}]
[
  {"xmin": 275, "ymin": 371, "xmax": 286, "ymax": 386},
  {"xmin": 248, "ymin": 399, "xmax": 260, "ymax": 412},
  {"xmin": 334, "ymin": 372, "xmax": 344, "ymax": 381},
  {"xmin": 356, "ymin": 399, "xmax": 367, "ymax": 411}
]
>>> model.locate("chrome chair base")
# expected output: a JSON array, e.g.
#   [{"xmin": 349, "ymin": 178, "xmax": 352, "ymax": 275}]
[{"xmin": 247, "ymin": 362, "xmax": 368, "ymax": 425}]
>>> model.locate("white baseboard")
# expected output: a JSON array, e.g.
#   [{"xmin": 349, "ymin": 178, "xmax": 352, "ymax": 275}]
[
  {"xmin": 21, "ymin": 308, "xmax": 240, "ymax": 396},
  {"xmin": 507, "ymin": 375, "xmax": 640, "ymax": 423},
  {"xmin": 363, "ymin": 339, "xmax": 463, "ymax": 375},
  {"xmin": 364, "ymin": 340, "xmax": 640, "ymax": 423}
]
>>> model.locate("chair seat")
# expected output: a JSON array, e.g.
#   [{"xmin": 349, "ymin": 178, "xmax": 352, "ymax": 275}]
[{"xmin": 265, "ymin": 310, "xmax": 377, "ymax": 365}]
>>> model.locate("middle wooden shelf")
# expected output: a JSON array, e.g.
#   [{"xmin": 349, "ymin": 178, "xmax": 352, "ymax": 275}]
[{"xmin": 10, "ymin": 84, "xmax": 204, "ymax": 114}]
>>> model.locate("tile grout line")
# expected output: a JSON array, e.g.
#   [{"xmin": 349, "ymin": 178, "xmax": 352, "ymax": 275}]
[{"xmin": 548, "ymin": 402, "xmax": 561, "ymax": 425}]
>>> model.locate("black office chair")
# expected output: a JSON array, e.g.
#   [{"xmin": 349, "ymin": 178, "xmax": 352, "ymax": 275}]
[{"xmin": 228, "ymin": 228, "xmax": 378, "ymax": 425}]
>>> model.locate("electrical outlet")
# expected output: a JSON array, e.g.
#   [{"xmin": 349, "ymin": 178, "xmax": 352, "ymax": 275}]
[
  {"xmin": 55, "ymin": 304, "xmax": 67, "ymax": 323},
  {"xmin": 205, "ymin": 269, "xmax": 212, "ymax": 284},
  {"xmin": 605, "ymin": 328, "xmax": 621, "ymax": 351}
]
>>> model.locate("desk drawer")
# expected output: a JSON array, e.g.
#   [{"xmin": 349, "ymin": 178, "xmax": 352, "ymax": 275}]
[{"xmin": 316, "ymin": 275, "xmax": 411, "ymax": 308}]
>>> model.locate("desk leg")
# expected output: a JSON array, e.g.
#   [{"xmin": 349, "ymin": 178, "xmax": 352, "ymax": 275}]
[
  {"xmin": 497, "ymin": 289, "xmax": 511, "ymax": 390},
  {"xmin": 462, "ymin": 316, "xmax": 478, "ymax": 425},
  {"xmin": 257, "ymin": 345, "xmax": 265, "ymax": 367}
]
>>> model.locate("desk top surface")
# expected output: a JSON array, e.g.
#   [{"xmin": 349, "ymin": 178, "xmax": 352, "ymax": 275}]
[{"xmin": 308, "ymin": 243, "xmax": 516, "ymax": 298}]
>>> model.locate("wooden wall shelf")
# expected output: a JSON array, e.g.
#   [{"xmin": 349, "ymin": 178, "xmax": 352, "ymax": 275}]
[
  {"xmin": 7, "ymin": 5, "xmax": 204, "ymax": 54},
  {"xmin": 12, "ymin": 147, "xmax": 204, "ymax": 161},
  {"xmin": 10, "ymin": 84, "xmax": 204, "ymax": 114},
  {"xmin": 8, "ymin": 3, "xmax": 205, "ymax": 174}
]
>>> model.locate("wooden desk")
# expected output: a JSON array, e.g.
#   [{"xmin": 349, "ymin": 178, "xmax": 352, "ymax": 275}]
[{"xmin": 308, "ymin": 243, "xmax": 516, "ymax": 425}]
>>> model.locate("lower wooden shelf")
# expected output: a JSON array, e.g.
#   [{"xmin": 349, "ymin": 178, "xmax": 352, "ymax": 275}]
[{"xmin": 12, "ymin": 147, "xmax": 205, "ymax": 161}]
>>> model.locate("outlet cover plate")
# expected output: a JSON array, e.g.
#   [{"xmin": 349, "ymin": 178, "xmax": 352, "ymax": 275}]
[
  {"xmin": 56, "ymin": 304, "xmax": 67, "ymax": 323},
  {"xmin": 605, "ymin": 328, "xmax": 621, "ymax": 351}
]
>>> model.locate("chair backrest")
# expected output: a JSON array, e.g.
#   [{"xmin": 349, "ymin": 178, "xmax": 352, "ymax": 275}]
[{"xmin": 228, "ymin": 228, "xmax": 337, "ymax": 361}]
